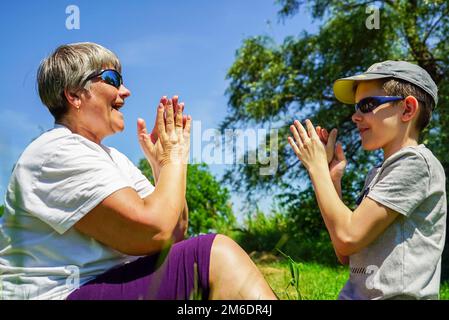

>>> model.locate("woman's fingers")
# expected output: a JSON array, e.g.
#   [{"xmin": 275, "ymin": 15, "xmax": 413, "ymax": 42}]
[
  {"xmin": 175, "ymin": 100, "xmax": 183, "ymax": 132},
  {"xmin": 165, "ymin": 99, "xmax": 175, "ymax": 134},
  {"xmin": 137, "ymin": 118, "xmax": 148, "ymax": 145},
  {"xmin": 137, "ymin": 118, "xmax": 147, "ymax": 136},
  {"xmin": 184, "ymin": 115, "xmax": 192, "ymax": 138},
  {"xmin": 156, "ymin": 104, "xmax": 167, "ymax": 141},
  {"xmin": 172, "ymin": 95, "xmax": 179, "ymax": 114}
]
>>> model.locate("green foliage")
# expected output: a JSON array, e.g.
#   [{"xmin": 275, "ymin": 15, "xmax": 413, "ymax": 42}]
[
  {"xmin": 257, "ymin": 260, "xmax": 349, "ymax": 300},
  {"xmin": 224, "ymin": 0, "xmax": 449, "ymax": 277},
  {"xmin": 138, "ymin": 160, "xmax": 237, "ymax": 236},
  {"xmin": 0, "ymin": 205, "xmax": 3, "ymax": 217},
  {"xmin": 277, "ymin": 249, "xmax": 303, "ymax": 300},
  {"xmin": 259, "ymin": 260, "xmax": 449, "ymax": 300},
  {"xmin": 235, "ymin": 208, "xmax": 337, "ymax": 265}
]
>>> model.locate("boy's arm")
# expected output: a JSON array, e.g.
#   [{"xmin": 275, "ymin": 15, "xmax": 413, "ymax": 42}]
[
  {"xmin": 335, "ymin": 249, "xmax": 349, "ymax": 265},
  {"xmin": 331, "ymin": 176, "xmax": 343, "ymax": 200},
  {"xmin": 330, "ymin": 176, "xmax": 348, "ymax": 264},
  {"xmin": 309, "ymin": 166, "xmax": 399, "ymax": 256}
]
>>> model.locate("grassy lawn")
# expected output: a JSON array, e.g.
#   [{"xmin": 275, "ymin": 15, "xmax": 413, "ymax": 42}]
[{"xmin": 255, "ymin": 259, "xmax": 449, "ymax": 300}]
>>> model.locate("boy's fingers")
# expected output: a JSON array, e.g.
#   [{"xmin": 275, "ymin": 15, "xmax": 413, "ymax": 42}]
[
  {"xmin": 316, "ymin": 126, "xmax": 324, "ymax": 141},
  {"xmin": 328, "ymin": 129, "xmax": 338, "ymax": 149},
  {"xmin": 305, "ymin": 119, "xmax": 318, "ymax": 139},
  {"xmin": 288, "ymin": 136, "xmax": 301, "ymax": 157},
  {"xmin": 336, "ymin": 142, "xmax": 347, "ymax": 161},
  {"xmin": 290, "ymin": 124, "xmax": 303, "ymax": 148},
  {"xmin": 294, "ymin": 120, "xmax": 309, "ymax": 143},
  {"xmin": 323, "ymin": 128, "xmax": 329, "ymax": 141}
]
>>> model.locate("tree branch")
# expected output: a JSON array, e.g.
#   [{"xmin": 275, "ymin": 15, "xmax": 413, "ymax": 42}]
[{"xmin": 422, "ymin": 7, "xmax": 449, "ymax": 44}]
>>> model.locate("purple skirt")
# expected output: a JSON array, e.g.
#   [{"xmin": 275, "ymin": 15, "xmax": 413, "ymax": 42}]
[{"xmin": 67, "ymin": 233, "xmax": 217, "ymax": 300}]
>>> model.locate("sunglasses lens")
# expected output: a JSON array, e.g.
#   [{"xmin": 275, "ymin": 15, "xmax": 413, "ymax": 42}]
[
  {"xmin": 101, "ymin": 70, "xmax": 121, "ymax": 88},
  {"xmin": 357, "ymin": 98, "xmax": 377, "ymax": 113}
]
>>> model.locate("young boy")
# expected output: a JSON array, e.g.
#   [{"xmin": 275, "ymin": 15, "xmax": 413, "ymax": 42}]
[{"xmin": 288, "ymin": 60, "xmax": 447, "ymax": 299}]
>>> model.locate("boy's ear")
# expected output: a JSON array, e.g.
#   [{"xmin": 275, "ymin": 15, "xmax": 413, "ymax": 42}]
[
  {"xmin": 401, "ymin": 96, "xmax": 419, "ymax": 123},
  {"xmin": 63, "ymin": 88, "xmax": 82, "ymax": 109}
]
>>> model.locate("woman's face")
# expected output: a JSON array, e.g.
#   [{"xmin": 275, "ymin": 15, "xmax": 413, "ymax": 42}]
[{"xmin": 78, "ymin": 69, "xmax": 131, "ymax": 142}]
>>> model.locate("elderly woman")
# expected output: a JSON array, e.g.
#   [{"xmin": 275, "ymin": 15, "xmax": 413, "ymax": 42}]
[{"xmin": 0, "ymin": 42, "xmax": 276, "ymax": 300}]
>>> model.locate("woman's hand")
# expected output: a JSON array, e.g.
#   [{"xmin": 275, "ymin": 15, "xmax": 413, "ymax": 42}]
[
  {"xmin": 288, "ymin": 119, "xmax": 328, "ymax": 173},
  {"xmin": 316, "ymin": 126, "xmax": 347, "ymax": 182},
  {"xmin": 138, "ymin": 97, "xmax": 191, "ymax": 169}
]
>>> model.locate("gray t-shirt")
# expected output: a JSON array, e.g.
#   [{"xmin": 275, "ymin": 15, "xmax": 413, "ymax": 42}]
[{"xmin": 338, "ymin": 145, "xmax": 447, "ymax": 300}]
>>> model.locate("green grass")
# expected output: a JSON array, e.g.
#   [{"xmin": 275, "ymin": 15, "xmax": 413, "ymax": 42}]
[{"xmin": 256, "ymin": 260, "xmax": 449, "ymax": 300}]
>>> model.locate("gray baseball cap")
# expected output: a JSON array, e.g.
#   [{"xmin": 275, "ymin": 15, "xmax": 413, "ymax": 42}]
[{"xmin": 333, "ymin": 60, "xmax": 438, "ymax": 107}]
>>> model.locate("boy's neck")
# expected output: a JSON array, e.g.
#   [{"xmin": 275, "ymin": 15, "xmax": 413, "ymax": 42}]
[{"xmin": 383, "ymin": 135, "xmax": 419, "ymax": 160}]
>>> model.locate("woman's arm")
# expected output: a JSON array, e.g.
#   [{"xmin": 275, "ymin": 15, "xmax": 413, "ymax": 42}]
[
  {"xmin": 75, "ymin": 101, "xmax": 191, "ymax": 255},
  {"xmin": 75, "ymin": 164, "xmax": 185, "ymax": 255},
  {"xmin": 172, "ymin": 200, "xmax": 189, "ymax": 242}
]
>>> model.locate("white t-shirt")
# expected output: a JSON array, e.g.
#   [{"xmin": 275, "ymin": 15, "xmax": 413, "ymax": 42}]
[{"xmin": 0, "ymin": 124, "xmax": 155, "ymax": 300}]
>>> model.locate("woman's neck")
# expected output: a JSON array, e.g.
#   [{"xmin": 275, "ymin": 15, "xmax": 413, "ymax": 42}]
[{"xmin": 56, "ymin": 118, "xmax": 102, "ymax": 145}]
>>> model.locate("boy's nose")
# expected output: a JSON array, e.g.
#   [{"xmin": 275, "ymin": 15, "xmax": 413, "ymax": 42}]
[{"xmin": 352, "ymin": 110, "xmax": 363, "ymax": 123}]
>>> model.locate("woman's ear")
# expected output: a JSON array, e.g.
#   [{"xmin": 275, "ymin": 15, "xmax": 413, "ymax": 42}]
[
  {"xmin": 63, "ymin": 88, "xmax": 81, "ymax": 109},
  {"xmin": 401, "ymin": 96, "xmax": 419, "ymax": 123}
]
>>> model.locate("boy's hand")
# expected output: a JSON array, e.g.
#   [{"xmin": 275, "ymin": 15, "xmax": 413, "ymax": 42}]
[
  {"xmin": 316, "ymin": 126, "xmax": 337, "ymax": 164},
  {"xmin": 288, "ymin": 119, "xmax": 329, "ymax": 173},
  {"xmin": 316, "ymin": 126, "xmax": 347, "ymax": 181},
  {"xmin": 329, "ymin": 142, "xmax": 347, "ymax": 181}
]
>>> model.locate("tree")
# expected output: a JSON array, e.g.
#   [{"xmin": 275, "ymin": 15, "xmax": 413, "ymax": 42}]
[
  {"xmin": 222, "ymin": 0, "xmax": 449, "ymax": 276},
  {"xmin": 138, "ymin": 160, "xmax": 237, "ymax": 236}
]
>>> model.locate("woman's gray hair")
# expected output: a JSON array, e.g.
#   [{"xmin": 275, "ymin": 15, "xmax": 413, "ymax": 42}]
[{"xmin": 37, "ymin": 42, "xmax": 121, "ymax": 120}]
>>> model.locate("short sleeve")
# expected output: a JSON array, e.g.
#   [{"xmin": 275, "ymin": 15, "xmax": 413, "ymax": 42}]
[
  {"xmin": 367, "ymin": 150, "xmax": 430, "ymax": 217},
  {"xmin": 125, "ymin": 160, "xmax": 155, "ymax": 198},
  {"xmin": 30, "ymin": 138, "xmax": 133, "ymax": 234},
  {"xmin": 107, "ymin": 148, "xmax": 155, "ymax": 198}
]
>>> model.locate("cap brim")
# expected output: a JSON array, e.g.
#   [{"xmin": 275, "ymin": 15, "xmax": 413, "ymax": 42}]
[{"xmin": 333, "ymin": 73, "xmax": 391, "ymax": 104}]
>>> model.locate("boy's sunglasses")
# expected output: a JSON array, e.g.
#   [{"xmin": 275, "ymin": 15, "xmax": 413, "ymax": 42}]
[
  {"xmin": 84, "ymin": 69, "xmax": 123, "ymax": 89},
  {"xmin": 355, "ymin": 96, "xmax": 404, "ymax": 113}
]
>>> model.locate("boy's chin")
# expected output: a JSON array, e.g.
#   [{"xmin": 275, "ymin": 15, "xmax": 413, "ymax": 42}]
[{"xmin": 361, "ymin": 141, "xmax": 381, "ymax": 151}]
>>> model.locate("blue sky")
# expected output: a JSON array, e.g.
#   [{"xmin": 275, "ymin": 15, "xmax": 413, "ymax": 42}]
[{"xmin": 0, "ymin": 0, "xmax": 316, "ymax": 219}]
